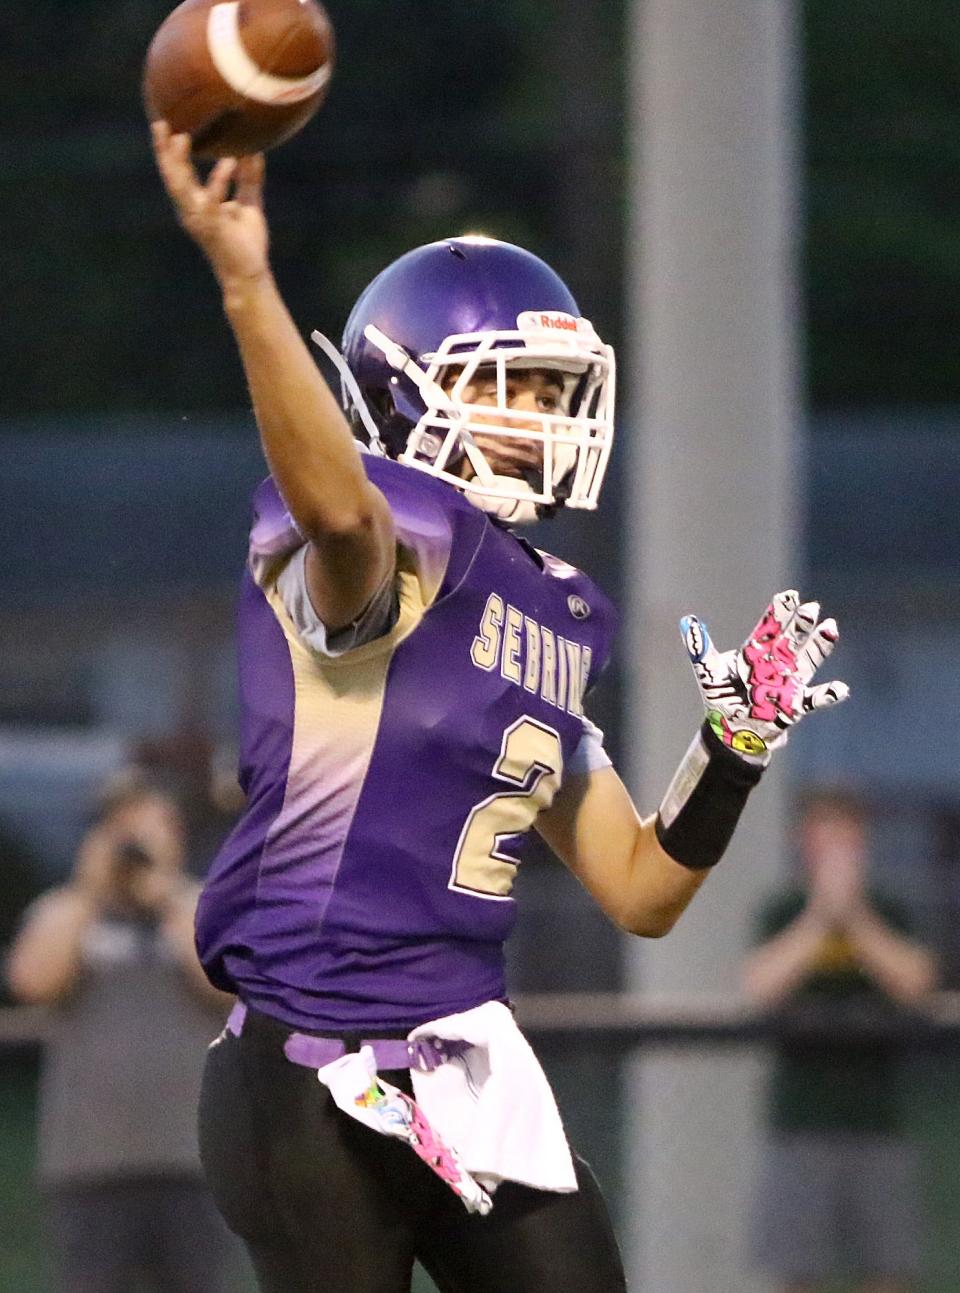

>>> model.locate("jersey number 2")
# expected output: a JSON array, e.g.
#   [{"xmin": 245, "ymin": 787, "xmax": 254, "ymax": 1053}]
[{"xmin": 449, "ymin": 717, "xmax": 563, "ymax": 900}]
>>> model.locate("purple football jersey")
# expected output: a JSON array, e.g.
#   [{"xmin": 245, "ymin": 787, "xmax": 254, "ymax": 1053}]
[{"xmin": 196, "ymin": 457, "xmax": 617, "ymax": 1030}]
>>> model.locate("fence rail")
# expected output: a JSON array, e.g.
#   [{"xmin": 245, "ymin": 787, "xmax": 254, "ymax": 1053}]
[{"xmin": 5, "ymin": 993, "xmax": 960, "ymax": 1052}]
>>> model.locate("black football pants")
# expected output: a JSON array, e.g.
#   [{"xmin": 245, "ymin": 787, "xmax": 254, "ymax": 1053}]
[{"xmin": 198, "ymin": 1007, "xmax": 627, "ymax": 1293}]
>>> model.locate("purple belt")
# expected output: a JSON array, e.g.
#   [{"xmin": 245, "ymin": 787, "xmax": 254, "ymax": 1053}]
[{"xmin": 226, "ymin": 1002, "xmax": 467, "ymax": 1073}]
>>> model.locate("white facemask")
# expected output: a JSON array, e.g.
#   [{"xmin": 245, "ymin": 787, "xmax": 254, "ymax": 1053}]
[{"xmin": 312, "ymin": 311, "xmax": 616, "ymax": 526}]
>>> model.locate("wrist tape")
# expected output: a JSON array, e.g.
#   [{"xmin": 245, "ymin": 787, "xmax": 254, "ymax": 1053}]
[{"xmin": 655, "ymin": 720, "xmax": 764, "ymax": 870}]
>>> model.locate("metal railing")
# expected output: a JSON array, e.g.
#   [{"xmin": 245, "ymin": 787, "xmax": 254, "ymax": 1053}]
[{"xmin": 5, "ymin": 993, "xmax": 960, "ymax": 1051}]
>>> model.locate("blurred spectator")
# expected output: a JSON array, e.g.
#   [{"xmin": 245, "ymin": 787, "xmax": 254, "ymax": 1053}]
[
  {"xmin": 5, "ymin": 769, "xmax": 234, "ymax": 1293},
  {"xmin": 0, "ymin": 823, "xmax": 45, "ymax": 1002},
  {"xmin": 743, "ymin": 787, "xmax": 938, "ymax": 1293},
  {"xmin": 133, "ymin": 726, "xmax": 245, "ymax": 869}
]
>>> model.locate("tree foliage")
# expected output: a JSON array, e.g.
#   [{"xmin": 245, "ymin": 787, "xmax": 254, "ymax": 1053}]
[
  {"xmin": 804, "ymin": 0, "xmax": 960, "ymax": 404},
  {"xmin": 2, "ymin": 1, "xmax": 959, "ymax": 416}
]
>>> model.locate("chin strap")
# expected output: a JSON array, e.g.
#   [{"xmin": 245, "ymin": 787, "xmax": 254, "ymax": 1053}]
[
  {"xmin": 310, "ymin": 330, "xmax": 387, "ymax": 454},
  {"xmin": 480, "ymin": 490, "xmax": 537, "ymax": 525}
]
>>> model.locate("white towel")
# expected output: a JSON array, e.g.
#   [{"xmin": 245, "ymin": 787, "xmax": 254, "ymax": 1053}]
[{"xmin": 408, "ymin": 1000, "xmax": 577, "ymax": 1194}]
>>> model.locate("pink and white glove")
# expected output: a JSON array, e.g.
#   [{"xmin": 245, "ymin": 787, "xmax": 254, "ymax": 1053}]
[{"xmin": 681, "ymin": 590, "xmax": 850, "ymax": 765}]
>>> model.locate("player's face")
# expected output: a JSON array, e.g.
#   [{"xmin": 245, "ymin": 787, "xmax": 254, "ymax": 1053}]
[{"xmin": 444, "ymin": 366, "xmax": 565, "ymax": 480}]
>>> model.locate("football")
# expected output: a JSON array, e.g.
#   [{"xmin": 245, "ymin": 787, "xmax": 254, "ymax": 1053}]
[{"xmin": 143, "ymin": 0, "xmax": 335, "ymax": 158}]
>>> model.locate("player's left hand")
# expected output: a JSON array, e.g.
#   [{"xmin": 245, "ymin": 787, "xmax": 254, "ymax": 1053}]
[{"xmin": 680, "ymin": 590, "xmax": 849, "ymax": 764}]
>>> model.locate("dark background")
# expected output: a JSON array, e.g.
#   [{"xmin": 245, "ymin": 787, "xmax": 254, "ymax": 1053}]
[{"xmin": 6, "ymin": 0, "xmax": 960, "ymax": 419}]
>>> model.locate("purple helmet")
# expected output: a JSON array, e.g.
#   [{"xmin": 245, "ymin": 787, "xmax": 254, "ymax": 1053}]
[{"xmin": 312, "ymin": 235, "xmax": 616, "ymax": 523}]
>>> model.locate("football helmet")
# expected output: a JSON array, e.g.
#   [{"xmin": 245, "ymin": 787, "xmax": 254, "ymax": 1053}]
[{"xmin": 311, "ymin": 236, "xmax": 616, "ymax": 524}]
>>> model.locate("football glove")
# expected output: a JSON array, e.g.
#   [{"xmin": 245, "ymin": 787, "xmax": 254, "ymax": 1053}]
[{"xmin": 681, "ymin": 589, "xmax": 849, "ymax": 765}]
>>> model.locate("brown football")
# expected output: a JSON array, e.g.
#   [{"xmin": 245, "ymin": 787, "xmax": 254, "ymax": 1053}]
[{"xmin": 143, "ymin": 0, "xmax": 334, "ymax": 158}]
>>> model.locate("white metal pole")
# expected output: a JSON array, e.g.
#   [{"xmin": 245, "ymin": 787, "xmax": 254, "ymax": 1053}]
[{"xmin": 623, "ymin": 2, "xmax": 801, "ymax": 1289}]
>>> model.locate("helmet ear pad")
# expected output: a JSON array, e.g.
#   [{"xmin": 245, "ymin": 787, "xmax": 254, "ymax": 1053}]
[
  {"xmin": 387, "ymin": 374, "xmax": 426, "ymax": 432},
  {"xmin": 355, "ymin": 386, "xmax": 416, "ymax": 458},
  {"xmin": 362, "ymin": 367, "xmax": 460, "ymax": 464}
]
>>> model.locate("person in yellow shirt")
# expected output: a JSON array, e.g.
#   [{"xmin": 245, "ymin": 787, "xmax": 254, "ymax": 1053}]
[{"xmin": 744, "ymin": 789, "xmax": 937, "ymax": 1293}]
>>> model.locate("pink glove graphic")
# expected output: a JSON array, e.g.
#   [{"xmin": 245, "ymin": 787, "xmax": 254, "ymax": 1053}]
[{"xmin": 681, "ymin": 590, "xmax": 849, "ymax": 763}]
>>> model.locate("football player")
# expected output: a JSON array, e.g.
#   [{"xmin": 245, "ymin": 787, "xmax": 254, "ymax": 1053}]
[{"xmin": 152, "ymin": 125, "xmax": 848, "ymax": 1293}]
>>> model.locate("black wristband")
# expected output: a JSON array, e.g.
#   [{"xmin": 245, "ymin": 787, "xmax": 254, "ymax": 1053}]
[{"xmin": 654, "ymin": 720, "xmax": 765, "ymax": 870}]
